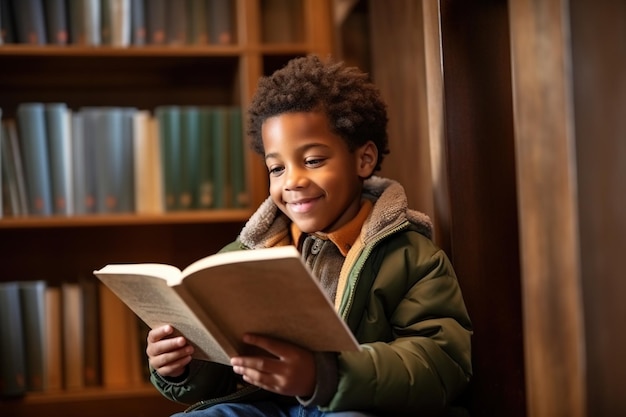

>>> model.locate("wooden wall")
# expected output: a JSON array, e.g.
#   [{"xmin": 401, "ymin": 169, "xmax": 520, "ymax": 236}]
[{"xmin": 351, "ymin": 0, "xmax": 626, "ymax": 416}]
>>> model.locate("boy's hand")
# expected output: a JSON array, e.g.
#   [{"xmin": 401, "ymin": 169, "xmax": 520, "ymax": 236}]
[
  {"xmin": 146, "ymin": 324, "xmax": 194, "ymax": 378},
  {"xmin": 230, "ymin": 334, "xmax": 316, "ymax": 397}
]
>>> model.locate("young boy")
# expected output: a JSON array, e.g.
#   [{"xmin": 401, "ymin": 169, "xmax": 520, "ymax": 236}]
[{"xmin": 146, "ymin": 55, "xmax": 472, "ymax": 417}]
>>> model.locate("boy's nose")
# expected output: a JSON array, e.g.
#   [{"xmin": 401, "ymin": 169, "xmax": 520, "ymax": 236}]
[{"xmin": 284, "ymin": 167, "xmax": 308, "ymax": 189}]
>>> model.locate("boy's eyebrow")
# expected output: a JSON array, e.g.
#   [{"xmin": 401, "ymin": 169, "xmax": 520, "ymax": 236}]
[{"xmin": 264, "ymin": 143, "xmax": 330, "ymax": 161}]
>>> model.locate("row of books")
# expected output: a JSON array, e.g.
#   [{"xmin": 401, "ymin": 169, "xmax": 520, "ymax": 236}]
[
  {"xmin": 0, "ymin": 0, "xmax": 234, "ymax": 47},
  {"xmin": 0, "ymin": 279, "xmax": 150, "ymax": 397},
  {"xmin": 0, "ymin": 103, "xmax": 247, "ymax": 218}
]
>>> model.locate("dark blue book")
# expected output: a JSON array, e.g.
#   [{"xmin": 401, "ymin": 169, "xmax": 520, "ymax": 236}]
[
  {"xmin": 43, "ymin": 0, "xmax": 69, "ymax": 44},
  {"xmin": 18, "ymin": 281, "xmax": 47, "ymax": 392},
  {"xmin": 0, "ymin": 282, "xmax": 27, "ymax": 397},
  {"xmin": 129, "ymin": 0, "xmax": 145, "ymax": 45},
  {"xmin": 11, "ymin": 0, "xmax": 47, "ymax": 44},
  {"xmin": 0, "ymin": 0, "xmax": 17, "ymax": 44},
  {"xmin": 17, "ymin": 103, "xmax": 53, "ymax": 216}
]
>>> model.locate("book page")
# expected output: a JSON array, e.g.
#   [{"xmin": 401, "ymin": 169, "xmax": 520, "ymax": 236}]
[
  {"xmin": 180, "ymin": 247, "xmax": 360, "ymax": 355},
  {"xmin": 94, "ymin": 271, "xmax": 230, "ymax": 365}
]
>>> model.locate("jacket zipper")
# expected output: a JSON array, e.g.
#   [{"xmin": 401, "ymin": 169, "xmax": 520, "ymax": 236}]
[
  {"xmin": 184, "ymin": 385, "xmax": 261, "ymax": 412},
  {"xmin": 340, "ymin": 221, "xmax": 410, "ymax": 321}
]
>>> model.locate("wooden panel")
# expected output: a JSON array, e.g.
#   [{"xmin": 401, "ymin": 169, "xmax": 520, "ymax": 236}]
[
  {"xmin": 438, "ymin": 1, "xmax": 525, "ymax": 416},
  {"xmin": 508, "ymin": 1, "xmax": 586, "ymax": 416},
  {"xmin": 369, "ymin": 0, "xmax": 434, "ymax": 216},
  {"xmin": 569, "ymin": 2, "xmax": 626, "ymax": 416}
]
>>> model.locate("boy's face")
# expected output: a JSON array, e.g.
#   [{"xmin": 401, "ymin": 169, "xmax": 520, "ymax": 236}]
[{"xmin": 262, "ymin": 112, "xmax": 377, "ymax": 234}]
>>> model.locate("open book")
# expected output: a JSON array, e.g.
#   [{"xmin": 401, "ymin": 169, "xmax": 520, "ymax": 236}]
[{"xmin": 93, "ymin": 246, "xmax": 359, "ymax": 366}]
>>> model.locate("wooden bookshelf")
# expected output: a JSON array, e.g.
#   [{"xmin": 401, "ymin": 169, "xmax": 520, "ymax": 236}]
[{"xmin": 0, "ymin": 1, "xmax": 333, "ymax": 416}]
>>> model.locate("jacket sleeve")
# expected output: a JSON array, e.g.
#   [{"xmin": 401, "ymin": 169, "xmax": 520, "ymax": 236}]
[
  {"xmin": 150, "ymin": 359, "xmax": 239, "ymax": 404},
  {"xmin": 326, "ymin": 232, "xmax": 473, "ymax": 416}
]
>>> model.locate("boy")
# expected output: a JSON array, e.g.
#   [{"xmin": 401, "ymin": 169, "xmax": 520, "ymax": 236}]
[{"xmin": 147, "ymin": 55, "xmax": 472, "ymax": 417}]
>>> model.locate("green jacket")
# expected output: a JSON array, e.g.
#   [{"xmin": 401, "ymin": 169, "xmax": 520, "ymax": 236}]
[{"xmin": 151, "ymin": 177, "xmax": 472, "ymax": 416}]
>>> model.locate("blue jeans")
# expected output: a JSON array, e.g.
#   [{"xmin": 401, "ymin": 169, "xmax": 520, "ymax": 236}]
[{"xmin": 171, "ymin": 402, "xmax": 377, "ymax": 417}]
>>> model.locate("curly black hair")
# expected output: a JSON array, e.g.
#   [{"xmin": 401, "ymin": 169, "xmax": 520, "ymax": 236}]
[{"xmin": 247, "ymin": 55, "xmax": 389, "ymax": 173}]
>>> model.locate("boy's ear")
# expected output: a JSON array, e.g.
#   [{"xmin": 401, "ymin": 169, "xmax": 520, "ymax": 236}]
[{"xmin": 356, "ymin": 141, "xmax": 378, "ymax": 178}]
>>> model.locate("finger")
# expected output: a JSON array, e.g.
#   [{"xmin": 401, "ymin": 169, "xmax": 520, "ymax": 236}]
[
  {"xmin": 147, "ymin": 324, "xmax": 174, "ymax": 343},
  {"xmin": 146, "ymin": 336, "xmax": 191, "ymax": 357},
  {"xmin": 242, "ymin": 334, "xmax": 291, "ymax": 359}
]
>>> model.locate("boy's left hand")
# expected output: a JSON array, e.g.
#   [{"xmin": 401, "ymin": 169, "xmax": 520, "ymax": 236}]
[{"xmin": 230, "ymin": 334, "xmax": 316, "ymax": 397}]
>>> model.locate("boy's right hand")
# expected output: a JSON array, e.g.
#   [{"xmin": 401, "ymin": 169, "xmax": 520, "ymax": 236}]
[{"xmin": 146, "ymin": 324, "xmax": 194, "ymax": 378}]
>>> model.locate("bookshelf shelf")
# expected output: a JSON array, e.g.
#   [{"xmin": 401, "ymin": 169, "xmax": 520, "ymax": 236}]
[
  {"xmin": 0, "ymin": 209, "xmax": 254, "ymax": 229},
  {"xmin": 0, "ymin": 1, "xmax": 332, "ymax": 416}
]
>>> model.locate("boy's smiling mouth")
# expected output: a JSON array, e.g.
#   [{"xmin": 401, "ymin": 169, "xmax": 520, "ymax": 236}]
[{"xmin": 286, "ymin": 197, "xmax": 322, "ymax": 213}]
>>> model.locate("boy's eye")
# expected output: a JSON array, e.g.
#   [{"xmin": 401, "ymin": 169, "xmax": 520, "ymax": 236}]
[
  {"xmin": 268, "ymin": 166, "xmax": 284, "ymax": 176},
  {"xmin": 305, "ymin": 158, "xmax": 325, "ymax": 167}
]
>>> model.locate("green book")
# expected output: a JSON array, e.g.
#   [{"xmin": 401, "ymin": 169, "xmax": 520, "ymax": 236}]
[
  {"xmin": 228, "ymin": 107, "xmax": 247, "ymax": 208},
  {"xmin": 197, "ymin": 107, "xmax": 214, "ymax": 209},
  {"xmin": 156, "ymin": 106, "xmax": 181, "ymax": 211},
  {"xmin": 179, "ymin": 107, "xmax": 200, "ymax": 210},
  {"xmin": 210, "ymin": 107, "xmax": 229, "ymax": 208}
]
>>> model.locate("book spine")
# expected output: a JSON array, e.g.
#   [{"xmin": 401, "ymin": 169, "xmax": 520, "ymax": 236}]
[
  {"xmin": 16, "ymin": 103, "xmax": 53, "ymax": 216},
  {"xmin": 0, "ymin": 0, "xmax": 17, "ymax": 44},
  {"xmin": 73, "ymin": 109, "xmax": 98, "ymax": 214},
  {"xmin": 156, "ymin": 106, "xmax": 181, "ymax": 211},
  {"xmin": 208, "ymin": 0, "xmax": 234, "ymax": 45},
  {"xmin": 228, "ymin": 107, "xmax": 247, "ymax": 208},
  {"xmin": 145, "ymin": 0, "xmax": 166, "ymax": 45},
  {"xmin": 179, "ymin": 107, "xmax": 200, "ymax": 209},
  {"xmin": 12, "ymin": 0, "xmax": 47, "ymax": 44},
  {"xmin": 0, "ymin": 282, "xmax": 27, "ymax": 397},
  {"xmin": 187, "ymin": 0, "xmax": 208, "ymax": 45},
  {"xmin": 1, "ymin": 120, "xmax": 29, "ymax": 215},
  {"xmin": 129, "ymin": 0, "xmax": 145, "ymax": 45},
  {"xmin": 166, "ymin": 0, "xmax": 187, "ymax": 45},
  {"xmin": 44, "ymin": 285, "xmax": 63, "ymax": 391},
  {"xmin": 18, "ymin": 280, "xmax": 47, "ymax": 392},
  {"xmin": 80, "ymin": 274, "xmax": 101, "ymax": 387},
  {"xmin": 211, "ymin": 107, "xmax": 228, "ymax": 208},
  {"xmin": 43, "ymin": 0, "xmax": 69, "ymax": 45},
  {"xmin": 45, "ymin": 103, "xmax": 74, "ymax": 216},
  {"xmin": 61, "ymin": 282, "xmax": 85, "ymax": 390},
  {"xmin": 197, "ymin": 106, "xmax": 213, "ymax": 209}
]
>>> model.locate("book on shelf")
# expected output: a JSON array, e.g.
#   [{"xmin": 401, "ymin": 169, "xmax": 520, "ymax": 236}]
[
  {"xmin": 210, "ymin": 106, "xmax": 228, "ymax": 209},
  {"xmin": 0, "ymin": 282, "xmax": 27, "ymax": 397},
  {"xmin": 43, "ymin": 0, "xmax": 69, "ymax": 45},
  {"xmin": 156, "ymin": 105, "xmax": 182, "ymax": 211},
  {"xmin": 0, "ymin": 0, "xmax": 17, "ymax": 44},
  {"xmin": 45, "ymin": 103, "xmax": 74, "ymax": 216},
  {"xmin": 1, "ymin": 119, "xmax": 29, "ymax": 216},
  {"xmin": 16, "ymin": 103, "xmax": 54, "ymax": 216},
  {"xmin": 12, "ymin": 0, "xmax": 47, "ymax": 44},
  {"xmin": 228, "ymin": 107, "xmax": 247, "ymax": 208},
  {"xmin": 197, "ymin": 106, "xmax": 214, "ymax": 209},
  {"xmin": 93, "ymin": 246, "xmax": 360, "ymax": 366},
  {"xmin": 18, "ymin": 280, "xmax": 47, "ymax": 392},
  {"xmin": 145, "ymin": 0, "xmax": 166, "ymax": 45},
  {"xmin": 133, "ymin": 110, "xmax": 163, "ymax": 214},
  {"xmin": 208, "ymin": 0, "xmax": 235, "ymax": 45},
  {"xmin": 44, "ymin": 285, "xmax": 63, "ymax": 391},
  {"xmin": 129, "ymin": 0, "xmax": 146, "ymax": 45},
  {"xmin": 61, "ymin": 282, "xmax": 84, "ymax": 390},
  {"xmin": 99, "ymin": 283, "xmax": 144, "ymax": 387},
  {"xmin": 187, "ymin": 0, "xmax": 209, "ymax": 45},
  {"xmin": 179, "ymin": 106, "xmax": 200, "ymax": 210},
  {"xmin": 80, "ymin": 274, "xmax": 102, "ymax": 387},
  {"xmin": 101, "ymin": 0, "xmax": 131, "ymax": 46}
]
